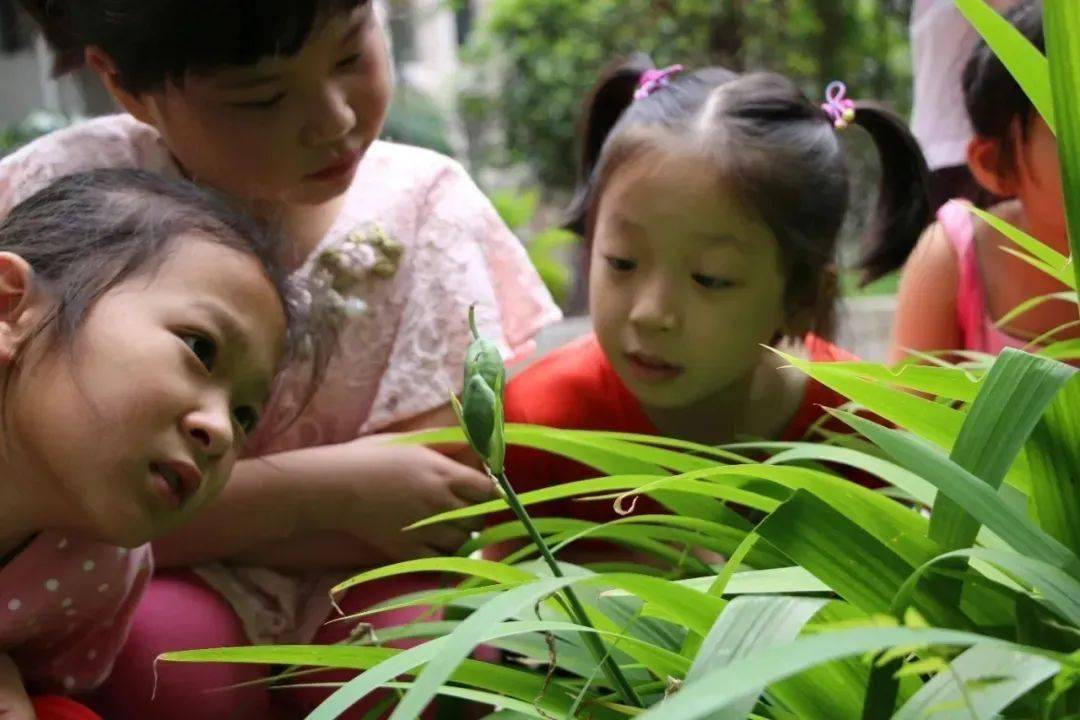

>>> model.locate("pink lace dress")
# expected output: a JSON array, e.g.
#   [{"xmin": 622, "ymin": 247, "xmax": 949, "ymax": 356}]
[{"xmin": 0, "ymin": 115, "xmax": 562, "ymax": 644}]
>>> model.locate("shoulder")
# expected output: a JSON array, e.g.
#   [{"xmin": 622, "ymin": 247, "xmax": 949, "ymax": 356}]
[
  {"xmin": 2, "ymin": 115, "xmax": 165, "ymax": 171},
  {"xmin": 506, "ymin": 334, "xmax": 618, "ymax": 428},
  {"xmin": 899, "ymin": 217, "xmax": 960, "ymax": 292},
  {"xmin": 0, "ymin": 115, "xmax": 171, "ymax": 214},
  {"xmin": 344, "ymin": 141, "xmax": 489, "ymax": 238},
  {"xmin": 354, "ymin": 140, "xmax": 468, "ymax": 196},
  {"xmin": 803, "ymin": 334, "xmax": 858, "ymax": 363}
]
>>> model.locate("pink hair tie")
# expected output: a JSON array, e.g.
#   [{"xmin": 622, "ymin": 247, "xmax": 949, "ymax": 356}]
[
  {"xmin": 634, "ymin": 64, "xmax": 685, "ymax": 101},
  {"xmin": 821, "ymin": 81, "xmax": 856, "ymax": 130}
]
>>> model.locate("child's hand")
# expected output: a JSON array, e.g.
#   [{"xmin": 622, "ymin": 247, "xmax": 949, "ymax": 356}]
[
  {"xmin": 0, "ymin": 655, "xmax": 33, "ymax": 720},
  {"xmin": 305, "ymin": 436, "xmax": 499, "ymax": 561}
]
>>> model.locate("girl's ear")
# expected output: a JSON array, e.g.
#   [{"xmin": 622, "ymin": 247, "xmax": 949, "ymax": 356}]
[
  {"xmin": 85, "ymin": 46, "xmax": 158, "ymax": 126},
  {"xmin": 967, "ymin": 133, "xmax": 1018, "ymax": 198},
  {"xmin": 0, "ymin": 253, "xmax": 40, "ymax": 363}
]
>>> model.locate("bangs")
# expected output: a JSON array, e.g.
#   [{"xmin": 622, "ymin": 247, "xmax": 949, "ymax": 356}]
[{"xmin": 96, "ymin": 0, "xmax": 365, "ymax": 92}]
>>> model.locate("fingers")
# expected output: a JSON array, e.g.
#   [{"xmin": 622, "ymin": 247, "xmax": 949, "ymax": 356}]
[
  {"xmin": 420, "ymin": 523, "xmax": 471, "ymax": 556},
  {"xmin": 425, "ymin": 440, "xmax": 473, "ymax": 456},
  {"xmin": 448, "ymin": 466, "xmax": 499, "ymax": 505},
  {"xmin": 436, "ymin": 494, "xmax": 486, "ymax": 533}
]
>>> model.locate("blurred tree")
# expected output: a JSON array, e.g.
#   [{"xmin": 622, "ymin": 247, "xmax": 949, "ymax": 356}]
[{"xmin": 463, "ymin": 0, "xmax": 913, "ymax": 189}]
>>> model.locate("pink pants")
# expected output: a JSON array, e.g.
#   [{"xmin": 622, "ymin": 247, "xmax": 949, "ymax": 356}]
[{"xmin": 85, "ymin": 570, "xmax": 444, "ymax": 720}]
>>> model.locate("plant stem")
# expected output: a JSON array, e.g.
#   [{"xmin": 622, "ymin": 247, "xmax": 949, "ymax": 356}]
[{"xmin": 494, "ymin": 471, "xmax": 644, "ymax": 708}]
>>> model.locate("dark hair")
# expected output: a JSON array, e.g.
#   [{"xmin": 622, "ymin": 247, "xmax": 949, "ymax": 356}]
[
  {"xmin": 962, "ymin": 0, "xmax": 1044, "ymax": 169},
  {"xmin": 567, "ymin": 56, "xmax": 931, "ymax": 339},
  {"xmin": 0, "ymin": 168, "xmax": 322, "ymax": 432},
  {"xmin": 20, "ymin": 0, "xmax": 365, "ymax": 94}
]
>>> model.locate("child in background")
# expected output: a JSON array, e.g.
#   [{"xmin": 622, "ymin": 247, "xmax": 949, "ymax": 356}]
[
  {"xmin": 503, "ymin": 58, "xmax": 930, "ymax": 528},
  {"xmin": 891, "ymin": 0, "xmax": 1071, "ymax": 361},
  {"xmin": 0, "ymin": 168, "xmax": 294, "ymax": 720},
  {"xmin": 5, "ymin": 1, "xmax": 559, "ymax": 717},
  {"xmin": 909, "ymin": 0, "xmax": 1017, "ymax": 211}
]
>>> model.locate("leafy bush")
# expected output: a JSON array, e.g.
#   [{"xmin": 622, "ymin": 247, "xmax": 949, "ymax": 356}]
[
  {"xmin": 381, "ymin": 83, "xmax": 454, "ymax": 156},
  {"xmin": 463, "ymin": 0, "xmax": 912, "ymax": 189},
  {"xmin": 0, "ymin": 111, "xmax": 70, "ymax": 158}
]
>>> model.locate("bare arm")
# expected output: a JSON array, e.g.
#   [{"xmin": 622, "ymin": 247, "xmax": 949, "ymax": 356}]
[
  {"xmin": 0, "ymin": 655, "xmax": 33, "ymax": 720},
  {"xmin": 888, "ymin": 222, "xmax": 962, "ymax": 365},
  {"xmin": 153, "ymin": 403, "xmax": 491, "ymax": 569}
]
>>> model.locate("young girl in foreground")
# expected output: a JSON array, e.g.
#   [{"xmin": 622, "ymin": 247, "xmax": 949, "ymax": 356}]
[
  {"xmin": 892, "ymin": 0, "xmax": 1071, "ymax": 360},
  {"xmin": 8, "ymin": 1, "xmax": 559, "ymax": 716},
  {"xmin": 504, "ymin": 59, "xmax": 931, "ymax": 524},
  {"xmin": 0, "ymin": 169, "xmax": 294, "ymax": 720}
]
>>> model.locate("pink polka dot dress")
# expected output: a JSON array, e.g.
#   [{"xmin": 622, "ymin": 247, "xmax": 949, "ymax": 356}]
[{"xmin": 0, "ymin": 532, "xmax": 151, "ymax": 693}]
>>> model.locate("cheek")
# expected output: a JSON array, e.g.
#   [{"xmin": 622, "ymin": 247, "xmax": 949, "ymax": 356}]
[
  {"xmin": 689, "ymin": 288, "xmax": 784, "ymax": 352},
  {"xmin": 355, "ymin": 36, "xmax": 392, "ymax": 126},
  {"xmin": 167, "ymin": 93, "xmax": 296, "ymax": 162}
]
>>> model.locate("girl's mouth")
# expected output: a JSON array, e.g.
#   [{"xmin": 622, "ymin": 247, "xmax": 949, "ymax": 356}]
[
  {"xmin": 306, "ymin": 150, "xmax": 363, "ymax": 182},
  {"xmin": 149, "ymin": 461, "xmax": 202, "ymax": 510},
  {"xmin": 624, "ymin": 351, "xmax": 685, "ymax": 383}
]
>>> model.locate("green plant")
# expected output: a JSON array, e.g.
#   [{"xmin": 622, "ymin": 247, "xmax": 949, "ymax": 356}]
[
  {"xmin": 464, "ymin": 0, "xmax": 912, "ymax": 189},
  {"xmin": 161, "ymin": 2, "xmax": 1080, "ymax": 717},
  {"xmin": 381, "ymin": 83, "xmax": 454, "ymax": 156}
]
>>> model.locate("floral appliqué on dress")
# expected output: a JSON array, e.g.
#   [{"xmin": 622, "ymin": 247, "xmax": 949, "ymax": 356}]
[{"xmin": 301, "ymin": 224, "xmax": 405, "ymax": 344}]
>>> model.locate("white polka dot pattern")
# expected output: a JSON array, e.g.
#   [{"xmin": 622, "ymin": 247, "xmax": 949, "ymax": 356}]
[{"xmin": 0, "ymin": 531, "xmax": 152, "ymax": 694}]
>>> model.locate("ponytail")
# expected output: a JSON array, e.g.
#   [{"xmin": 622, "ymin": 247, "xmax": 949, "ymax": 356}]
[
  {"xmin": 850, "ymin": 103, "xmax": 932, "ymax": 285},
  {"xmin": 18, "ymin": 0, "xmax": 86, "ymax": 75},
  {"xmin": 564, "ymin": 53, "xmax": 655, "ymax": 235}
]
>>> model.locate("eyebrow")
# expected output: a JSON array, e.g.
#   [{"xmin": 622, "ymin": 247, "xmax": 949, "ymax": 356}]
[
  {"xmin": 703, "ymin": 233, "xmax": 741, "ymax": 246},
  {"xmin": 338, "ymin": 10, "xmax": 367, "ymax": 46}
]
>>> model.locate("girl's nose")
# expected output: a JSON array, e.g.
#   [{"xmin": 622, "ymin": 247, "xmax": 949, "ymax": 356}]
[
  {"xmin": 628, "ymin": 280, "xmax": 680, "ymax": 332},
  {"xmin": 181, "ymin": 400, "xmax": 233, "ymax": 459},
  {"xmin": 300, "ymin": 84, "xmax": 356, "ymax": 147}
]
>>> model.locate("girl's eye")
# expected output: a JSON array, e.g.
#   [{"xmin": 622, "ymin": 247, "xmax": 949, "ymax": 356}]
[
  {"xmin": 182, "ymin": 333, "xmax": 218, "ymax": 372},
  {"xmin": 605, "ymin": 256, "xmax": 637, "ymax": 273},
  {"xmin": 692, "ymin": 273, "xmax": 734, "ymax": 290},
  {"xmin": 232, "ymin": 406, "xmax": 260, "ymax": 435},
  {"xmin": 336, "ymin": 53, "xmax": 362, "ymax": 70},
  {"xmin": 231, "ymin": 94, "xmax": 285, "ymax": 110}
]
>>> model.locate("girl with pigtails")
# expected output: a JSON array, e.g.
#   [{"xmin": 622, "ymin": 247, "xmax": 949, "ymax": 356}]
[{"xmin": 500, "ymin": 56, "xmax": 931, "ymax": 526}]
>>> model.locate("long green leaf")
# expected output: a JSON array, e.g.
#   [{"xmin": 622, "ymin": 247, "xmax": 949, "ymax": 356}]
[
  {"xmin": 930, "ymin": 350, "xmax": 1073, "ymax": 554},
  {"xmin": 837, "ymin": 412, "xmax": 1080, "ymax": 579},
  {"xmin": 956, "ymin": 0, "xmax": 1055, "ymax": 132},
  {"xmin": 893, "ymin": 644, "xmax": 1059, "ymax": 720},
  {"xmin": 968, "ymin": 206, "xmax": 1072, "ymax": 286},
  {"xmin": 1026, "ymin": 374, "xmax": 1080, "ymax": 557},
  {"xmin": 635, "ymin": 627, "xmax": 1073, "ymax": 720},
  {"xmin": 756, "ymin": 491, "xmax": 964, "ymax": 627},
  {"xmin": 807, "ymin": 361, "xmax": 983, "ymax": 403},
  {"xmin": 681, "ymin": 567, "xmax": 831, "ymax": 596},
  {"xmin": 776, "ymin": 352, "xmax": 966, "ymax": 452},
  {"xmin": 1044, "ymin": 0, "xmax": 1080, "ymax": 291},
  {"xmin": 161, "ymin": 636, "xmax": 625, "ymax": 720},
  {"xmin": 685, "ymin": 596, "xmax": 828, "ymax": 719},
  {"xmin": 333, "ymin": 576, "xmax": 583, "ymax": 720},
  {"xmin": 765, "ymin": 445, "xmax": 937, "ymax": 507},
  {"xmin": 331, "ymin": 557, "xmax": 537, "ymax": 597},
  {"xmin": 893, "ymin": 547, "xmax": 1080, "ymax": 628}
]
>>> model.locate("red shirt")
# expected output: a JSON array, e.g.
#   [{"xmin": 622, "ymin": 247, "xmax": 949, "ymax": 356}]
[{"xmin": 501, "ymin": 333, "xmax": 858, "ymax": 524}]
